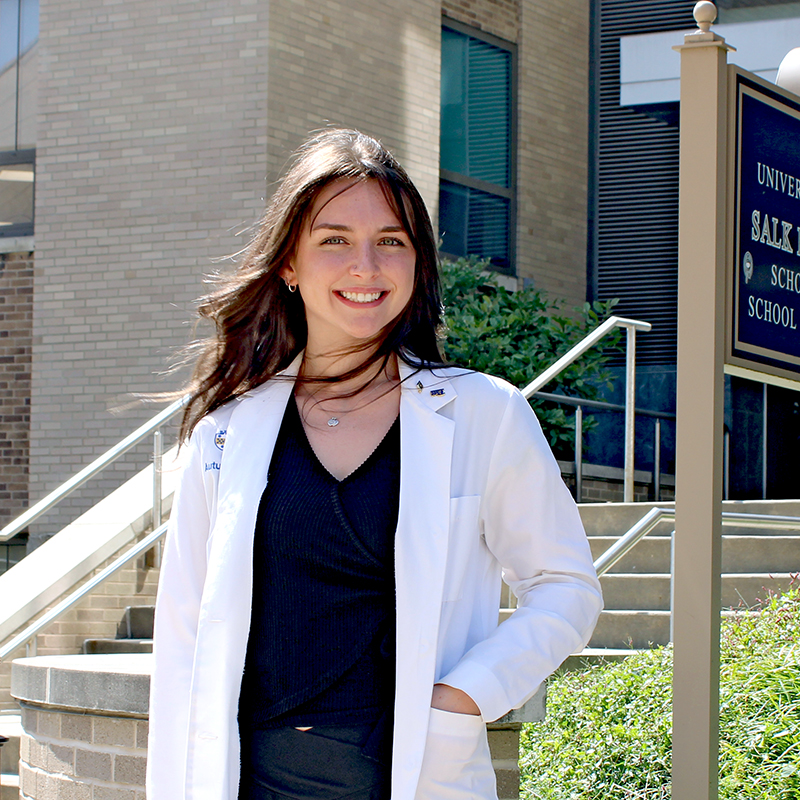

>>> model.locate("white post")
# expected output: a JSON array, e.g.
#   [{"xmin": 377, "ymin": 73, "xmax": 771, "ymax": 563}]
[{"xmin": 673, "ymin": 3, "xmax": 731, "ymax": 798}]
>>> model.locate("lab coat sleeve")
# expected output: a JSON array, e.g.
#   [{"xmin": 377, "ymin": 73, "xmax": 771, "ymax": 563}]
[
  {"xmin": 146, "ymin": 423, "xmax": 214, "ymax": 800},
  {"xmin": 438, "ymin": 388, "xmax": 603, "ymax": 723}
]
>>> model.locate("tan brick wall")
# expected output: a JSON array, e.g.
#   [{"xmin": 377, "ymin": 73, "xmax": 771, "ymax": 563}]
[
  {"xmin": 441, "ymin": 0, "xmax": 589, "ymax": 306},
  {"xmin": 266, "ymin": 0, "xmax": 441, "ymax": 227},
  {"xmin": 0, "ymin": 251, "xmax": 33, "ymax": 528},
  {"xmin": 29, "ymin": 0, "xmax": 269, "ymax": 538},
  {"xmin": 0, "ymin": 535, "xmax": 159, "ymax": 712},
  {"xmin": 23, "ymin": 0, "xmax": 589, "ymax": 544},
  {"xmin": 517, "ymin": 0, "xmax": 589, "ymax": 307},
  {"xmin": 19, "ymin": 704, "xmax": 148, "ymax": 800},
  {"xmin": 442, "ymin": 0, "xmax": 520, "ymax": 43}
]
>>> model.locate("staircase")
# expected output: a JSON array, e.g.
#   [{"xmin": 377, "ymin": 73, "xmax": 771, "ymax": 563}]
[
  {"xmin": 580, "ymin": 499, "xmax": 800, "ymax": 649},
  {"xmin": 83, "ymin": 606, "xmax": 155, "ymax": 655}
]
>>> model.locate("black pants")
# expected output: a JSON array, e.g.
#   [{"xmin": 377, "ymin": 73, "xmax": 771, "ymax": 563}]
[{"xmin": 238, "ymin": 724, "xmax": 392, "ymax": 800}]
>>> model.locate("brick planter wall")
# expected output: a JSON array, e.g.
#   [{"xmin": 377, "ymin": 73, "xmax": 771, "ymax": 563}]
[
  {"xmin": 11, "ymin": 654, "xmax": 545, "ymax": 799},
  {"xmin": 11, "ymin": 655, "xmax": 150, "ymax": 800}
]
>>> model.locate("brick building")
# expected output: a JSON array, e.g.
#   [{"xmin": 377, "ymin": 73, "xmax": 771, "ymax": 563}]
[{"xmin": 0, "ymin": 0, "xmax": 592, "ymax": 546}]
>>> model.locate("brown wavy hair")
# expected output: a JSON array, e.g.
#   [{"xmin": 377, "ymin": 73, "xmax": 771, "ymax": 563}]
[{"xmin": 177, "ymin": 129, "xmax": 444, "ymax": 441}]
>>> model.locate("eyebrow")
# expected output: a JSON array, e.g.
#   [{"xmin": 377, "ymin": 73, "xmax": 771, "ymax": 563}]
[{"xmin": 311, "ymin": 223, "xmax": 406, "ymax": 233}]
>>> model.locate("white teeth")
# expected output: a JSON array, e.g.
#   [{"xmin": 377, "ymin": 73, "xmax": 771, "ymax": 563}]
[{"xmin": 340, "ymin": 291, "xmax": 382, "ymax": 303}]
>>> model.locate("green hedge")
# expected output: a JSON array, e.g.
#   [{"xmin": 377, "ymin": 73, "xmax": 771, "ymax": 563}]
[
  {"xmin": 520, "ymin": 588, "xmax": 800, "ymax": 800},
  {"xmin": 439, "ymin": 257, "xmax": 620, "ymax": 459}
]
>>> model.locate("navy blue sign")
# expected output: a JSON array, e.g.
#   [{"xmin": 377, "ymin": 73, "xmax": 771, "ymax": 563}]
[{"xmin": 732, "ymin": 75, "xmax": 800, "ymax": 376}]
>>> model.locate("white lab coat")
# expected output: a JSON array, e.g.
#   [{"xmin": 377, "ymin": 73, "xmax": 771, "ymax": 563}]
[{"xmin": 146, "ymin": 355, "xmax": 602, "ymax": 800}]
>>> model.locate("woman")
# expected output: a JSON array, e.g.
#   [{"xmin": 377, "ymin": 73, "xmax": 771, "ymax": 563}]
[{"xmin": 146, "ymin": 129, "xmax": 602, "ymax": 800}]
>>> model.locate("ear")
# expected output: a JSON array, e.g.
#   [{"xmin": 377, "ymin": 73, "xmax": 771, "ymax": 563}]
[{"xmin": 279, "ymin": 263, "xmax": 297, "ymax": 284}]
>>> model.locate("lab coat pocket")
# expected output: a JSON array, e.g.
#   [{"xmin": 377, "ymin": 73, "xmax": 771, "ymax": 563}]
[
  {"xmin": 442, "ymin": 496, "xmax": 482, "ymax": 601},
  {"xmin": 415, "ymin": 708, "xmax": 497, "ymax": 800}
]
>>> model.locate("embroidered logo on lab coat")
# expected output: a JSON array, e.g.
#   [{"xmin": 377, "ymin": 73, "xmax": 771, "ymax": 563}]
[{"xmin": 214, "ymin": 430, "xmax": 226, "ymax": 450}]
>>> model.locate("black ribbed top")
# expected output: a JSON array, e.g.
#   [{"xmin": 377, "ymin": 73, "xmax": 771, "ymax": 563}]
[{"xmin": 238, "ymin": 398, "xmax": 399, "ymax": 731}]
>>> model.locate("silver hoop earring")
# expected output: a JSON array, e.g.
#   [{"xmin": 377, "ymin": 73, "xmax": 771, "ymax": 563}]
[{"xmin": 286, "ymin": 281, "xmax": 297, "ymax": 293}]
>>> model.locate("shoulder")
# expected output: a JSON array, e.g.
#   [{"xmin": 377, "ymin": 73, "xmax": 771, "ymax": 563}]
[
  {"xmin": 187, "ymin": 399, "xmax": 238, "ymax": 453},
  {"xmin": 425, "ymin": 366, "xmax": 521, "ymax": 407}
]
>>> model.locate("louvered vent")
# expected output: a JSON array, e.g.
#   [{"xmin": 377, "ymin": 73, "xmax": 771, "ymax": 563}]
[{"xmin": 592, "ymin": 0, "xmax": 696, "ymax": 364}]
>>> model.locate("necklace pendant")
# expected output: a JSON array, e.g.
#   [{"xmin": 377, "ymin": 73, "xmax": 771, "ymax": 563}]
[{"xmin": 327, "ymin": 417, "xmax": 340, "ymax": 427}]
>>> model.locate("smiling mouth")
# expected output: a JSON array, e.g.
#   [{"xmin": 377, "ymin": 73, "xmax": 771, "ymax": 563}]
[{"xmin": 338, "ymin": 291, "xmax": 385, "ymax": 303}]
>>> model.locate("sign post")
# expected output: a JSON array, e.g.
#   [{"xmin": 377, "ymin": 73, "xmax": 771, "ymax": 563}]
[{"xmin": 673, "ymin": 4, "xmax": 731, "ymax": 798}]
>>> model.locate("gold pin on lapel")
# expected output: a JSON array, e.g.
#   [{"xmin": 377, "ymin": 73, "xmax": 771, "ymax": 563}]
[{"xmin": 416, "ymin": 381, "xmax": 423, "ymax": 393}]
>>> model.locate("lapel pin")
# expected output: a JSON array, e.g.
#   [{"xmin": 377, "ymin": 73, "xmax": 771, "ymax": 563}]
[
  {"xmin": 430, "ymin": 388, "xmax": 445, "ymax": 396},
  {"xmin": 416, "ymin": 381, "xmax": 423, "ymax": 393}
]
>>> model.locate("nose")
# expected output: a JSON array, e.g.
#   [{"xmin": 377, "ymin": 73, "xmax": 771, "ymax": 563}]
[{"xmin": 349, "ymin": 242, "xmax": 380, "ymax": 277}]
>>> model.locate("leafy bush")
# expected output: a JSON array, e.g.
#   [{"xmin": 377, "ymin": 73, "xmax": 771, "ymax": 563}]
[
  {"xmin": 439, "ymin": 257, "xmax": 620, "ymax": 458},
  {"xmin": 520, "ymin": 587, "xmax": 800, "ymax": 800}
]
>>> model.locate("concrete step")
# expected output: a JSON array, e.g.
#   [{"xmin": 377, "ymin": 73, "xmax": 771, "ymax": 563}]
[
  {"xmin": 579, "ymin": 499, "xmax": 800, "ymax": 538},
  {"xmin": 117, "ymin": 605, "xmax": 155, "ymax": 640},
  {"xmin": 83, "ymin": 638, "xmax": 153, "ymax": 654},
  {"xmin": 0, "ymin": 774, "xmax": 19, "ymax": 800},
  {"xmin": 589, "ymin": 609, "xmax": 671, "ymax": 649},
  {"xmin": 590, "ymin": 534, "xmax": 800, "ymax": 574},
  {"xmin": 599, "ymin": 572, "xmax": 799, "ymax": 610},
  {"xmin": 561, "ymin": 648, "xmax": 643, "ymax": 671}
]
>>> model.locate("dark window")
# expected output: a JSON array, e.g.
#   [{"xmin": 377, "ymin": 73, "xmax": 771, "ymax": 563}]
[
  {"xmin": 1, "ymin": 0, "xmax": 38, "ymax": 237},
  {"xmin": 439, "ymin": 21, "xmax": 515, "ymax": 273}
]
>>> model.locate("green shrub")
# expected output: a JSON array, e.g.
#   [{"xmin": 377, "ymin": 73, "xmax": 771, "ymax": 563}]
[
  {"xmin": 439, "ymin": 257, "xmax": 620, "ymax": 458},
  {"xmin": 520, "ymin": 587, "xmax": 800, "ymax": 800}
]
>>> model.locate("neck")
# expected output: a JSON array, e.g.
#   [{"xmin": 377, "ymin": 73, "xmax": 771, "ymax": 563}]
[{"xmin": 299, "ymin": 346, "xmax": 399, "ymax": 395}]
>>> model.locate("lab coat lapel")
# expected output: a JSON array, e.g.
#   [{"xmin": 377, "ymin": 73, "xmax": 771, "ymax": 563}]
[
  {"xmin": 213, "ymin": 357, "xmax": 302, "ymax": 557},
  {"xmin": 393, "ymin": 365, "xmax": 457, "ymax": 789},
  {"xmin": 187, "ymin": 358, "xmax": 301, "ymax": 800}
]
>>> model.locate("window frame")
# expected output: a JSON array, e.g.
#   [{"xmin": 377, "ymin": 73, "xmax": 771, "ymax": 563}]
[
  {"xmin": 0, "ymin": 148, "xmax": 35, "ymax": 238},
  {"xmin": 439, "ymin": 16, "xmax": 518, "ymax": 275}
]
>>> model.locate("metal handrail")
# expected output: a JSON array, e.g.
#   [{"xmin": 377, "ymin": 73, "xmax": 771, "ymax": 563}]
[
  {"xmin": 0, "ymin": 522, "xmax": 169, "ymax": 660},
  {"xmin": 521, "ymin": 315, "xmax": 651, "ymax": 397},
  {"xmin": 593, "ymin": 507, "xmax": 800, "ymax": 577},
  {"xmin": 0, "ymin": 397, "xmax": 187, "ymax": 542},
  {"xmin": 534, "ymin": 391, "xmax": 675, "ymax": 503},
  {"xmin": 522, "ymin": 315, "xmax": 652, "ymax": 502}
]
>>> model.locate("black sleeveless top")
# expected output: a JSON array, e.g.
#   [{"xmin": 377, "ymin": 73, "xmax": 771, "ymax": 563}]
[{"xmin": 238, "ymin": 399, "xmax": 400, "ymax": 731}]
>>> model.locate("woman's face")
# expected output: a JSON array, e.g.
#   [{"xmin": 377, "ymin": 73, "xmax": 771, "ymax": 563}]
[{"xmin": 281, "ymin": 179, "xmax": 416, "ymax": 353}]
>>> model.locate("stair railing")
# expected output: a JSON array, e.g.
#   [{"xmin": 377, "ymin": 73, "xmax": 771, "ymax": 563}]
[
  {"xmin": 533, "ymin": 392, "xmax": 675, "ymax": 502},
  {"xmin": 0, "ymin": 397, "xmax": 186, "ymax": 543},
  {"xmin": 1, "ymin": 314, "xmax": 649, "ymax": 657},
  {"xmin": 592, "ymin": 506, "xmax": 800, "ymax": 643},
  {"xmin": 521, "ymin": 315, "xmax": 652, "ymax": 502},
  {"xmin": 0, "ymin": 522, "xmax": 169, "ymax": 660},
  {"xmin": 593, "ymin": 507, "xmax": 800, "ymax": 577}
]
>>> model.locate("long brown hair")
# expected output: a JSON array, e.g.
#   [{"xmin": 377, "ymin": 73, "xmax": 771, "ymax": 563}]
[{"xmin": 178, "ymin": 129, "xmax": 444, "ymax": 441}]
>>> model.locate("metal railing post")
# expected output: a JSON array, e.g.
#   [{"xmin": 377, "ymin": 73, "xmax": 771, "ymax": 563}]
[
  {"xmin": 148, "ymin": 429, "xmax": 164, "ymax": 569},
  {"xmin": 724, "ymin": 428, "xmax": 731, "ymax": 501},
  {"xmin": 624, "ymin": 324, "xmax": 637, "ymax": 502},
  {"xmin": 654, "ymin": 418, "xmax": 661, "ymax": 503},
  {"xmin": 575, "ymin": 405, "xmax": 583, "ymax": 503}
]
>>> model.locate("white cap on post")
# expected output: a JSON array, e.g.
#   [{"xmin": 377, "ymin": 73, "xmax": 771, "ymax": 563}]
[
  {"xmin": 777, "ymin": 48, "xmax": 800, "ymax": 96},
  {"xmin": 693, "ymin": 1, "xmax": 717, "ymax": 33}
]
